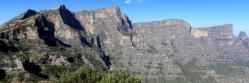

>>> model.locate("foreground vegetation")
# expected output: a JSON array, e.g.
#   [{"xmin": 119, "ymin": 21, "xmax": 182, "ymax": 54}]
[
  {"xmin": 60, "ymin": 65, "xmax": 141, "ymax": 83},
  {"xmin": 0, "ymin": 64, "xmax": 141, "ymax": 83}
]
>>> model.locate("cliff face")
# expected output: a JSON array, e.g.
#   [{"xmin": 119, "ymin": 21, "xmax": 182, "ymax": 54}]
[
  {"xmin": 0, "ymin": 5, "xmax": 135, "ymax": 82},
  {"xmin": 197, "ymin": 25, "xmax": 249, "ymax": 83},
  {"xmin": 1, "ymin": 5, "xmax": 249, "ymax": 83},
  {"xmin": 132, "ymin": 20, "xmax": 220, "ymax": 83}
]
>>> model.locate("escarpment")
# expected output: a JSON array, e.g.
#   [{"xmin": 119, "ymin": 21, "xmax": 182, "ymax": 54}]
[{"xmin": 1, "ymin": 5, "xmax": 249, "ymax": 83}]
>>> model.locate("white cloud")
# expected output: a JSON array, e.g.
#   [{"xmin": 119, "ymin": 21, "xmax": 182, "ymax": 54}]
[
  {"xmin": 124, "ymin": 0, "xmax": 133, "ymax": 4},
  {"xmin": 123, "ymin": 0, "xmax": 145, "ymax": 4}
]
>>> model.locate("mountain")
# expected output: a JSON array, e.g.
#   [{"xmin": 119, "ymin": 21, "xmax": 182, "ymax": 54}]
[{"xmin": 0, "ymin": 5, "xmax": 249, "ymax": 83}]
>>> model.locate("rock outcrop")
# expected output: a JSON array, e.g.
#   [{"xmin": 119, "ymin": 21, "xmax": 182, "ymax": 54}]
[
  {"xmin": 239, "ymin": 31, "xmax": 248, "ymax": 40},
  {"xmin": 1, "ymin": 5, "xmax": 249, "ymax": 83}
]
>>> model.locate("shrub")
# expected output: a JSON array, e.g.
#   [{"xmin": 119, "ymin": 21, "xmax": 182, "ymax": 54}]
[
  {"xmin": 99, "ymin": 70, "xmax": 141, "ymax": 83},
  {"xmin": 42, "ymin": 65, "xmax": 70, "ymax": 78},
  {"xmin": 125, "ymin": 76, "xmax": 141, "ymax": 83},
  {"xmin": 59, "ymin": 65, "xmax": 141, "ymax": 83},
  {"xmin": 59, "ymin": 71, "xmax": 81, "ymax": 83},
  {"xmin": 59, "ymin": 65, "xmax": 101, "ymax": 83}
]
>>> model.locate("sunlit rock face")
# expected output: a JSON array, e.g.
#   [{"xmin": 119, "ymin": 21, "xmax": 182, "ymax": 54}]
[
  {"xmin": 132, "ymin": 19, "xmax": 221, "ymax": 83},
  {"xmin": 1, "ymin": 5, "xmax": 249, "ymax": 83},
  {"xmin": 199, "ymin": 24, "xmax": 249, "ymax": 58}
]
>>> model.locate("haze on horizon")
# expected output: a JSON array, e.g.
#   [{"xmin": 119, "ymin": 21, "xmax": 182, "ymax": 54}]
[{"xmin": 0, "ymin": 0, "xmax": 248, "ymax": 35}]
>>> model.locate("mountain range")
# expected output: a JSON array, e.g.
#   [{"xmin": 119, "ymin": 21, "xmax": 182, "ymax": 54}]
[{"xmin": 0, "ymin": 5, "xmax": 249, "ymax": 83}]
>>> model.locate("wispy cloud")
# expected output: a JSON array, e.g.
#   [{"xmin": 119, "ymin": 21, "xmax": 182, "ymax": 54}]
[
  {"xmin": 123, "ymin": 0, "xmax": 145, "ymax": 4},
  {"xmin": 124, "ymin": 0, "xmax": 133, "ymax": 4}
]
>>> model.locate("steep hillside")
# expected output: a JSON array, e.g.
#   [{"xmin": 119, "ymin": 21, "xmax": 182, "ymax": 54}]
[{"xmin": 0, "ymin": 5, "xmax": 249, "ymax": 83}]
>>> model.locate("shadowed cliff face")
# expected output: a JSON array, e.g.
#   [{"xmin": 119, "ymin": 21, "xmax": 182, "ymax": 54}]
[
  {"xmin": 1, "ymin": 5, "xmax": 249, "ymax": 83},
  {"xmin": 35, "ymin": 15, "xmax": 58, "ymax": 46},
  {"xmin": 59, "ymin": 5, "xmax": 84, "ymax": 31},
  {"xmin": 35, "ymin": 15, "xmax": 71, "ymax": 47}
]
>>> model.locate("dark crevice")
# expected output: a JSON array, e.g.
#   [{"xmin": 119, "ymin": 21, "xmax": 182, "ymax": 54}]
[
  {"xmin": 0, "ymin": 40, "xmax": 19, "ymax": 53},
  {"xmin": 80, "ymin": 36, "xmax": 92, "ymax": 47},
  {"xmin": 100, "ymin": 51, "xmax": 111, "ymax": 68},
  {"xmin": 35, "ymin": 15, "xmax": 70, "ymax": 47},
  {"xmin": 126, "ymin": 16, "xmax": 133, "ymax": 29},
  {"xmin": 57, "ymin": 39, "xmax": 71, "ymax": 47},
  {"xmin": 23, "ymin": 60, "xmax": 41, "ymax": 75},
  {"xmin": 90, "ymin": 38, "xmax": 95, "ymax": 47},
  {"xmin": 0, "ymin": 69, "xmax": 6, "ymax": 81},
  {"xmin": 95, "ymin": 34, "xmax": 111, "ymax": 68},
  {"xmin": 22, "ymin": 60, "xmax": 48, "ymax": 79},
  {"xmin": 96, "ymin": 35, "xmax": 103, "ymax": 48}
]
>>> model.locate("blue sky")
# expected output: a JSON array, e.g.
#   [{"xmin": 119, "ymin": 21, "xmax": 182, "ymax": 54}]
[{"xmin": 0, "ymin": 0, "xmax": 248, "ymax": 35}]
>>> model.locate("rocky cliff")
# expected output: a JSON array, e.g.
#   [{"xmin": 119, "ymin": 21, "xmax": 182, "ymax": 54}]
[{"xmin": 0, "ymin": 5, "xmax": 249, "ymax": 83}]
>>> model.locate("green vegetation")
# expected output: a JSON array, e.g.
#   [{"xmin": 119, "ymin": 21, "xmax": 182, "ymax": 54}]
[
  {"xmin": 1, "ymin": 65, "xmax": 141, "ymax": 83},
  {"xmin": 212, "ymin": 63, "xmax": 235, "ymax": 75},
  {"xmin": 234, "ymin": 59, "xmax": 249, "ymax": 68},
  {"xmin": 1, "ymin": 71, "xmax": 43, "ymax": 83},
  {"xmin": 209, "ymin": 63, "xmax": 245, "ymax": 76},
  {"xmin": 60, "ymin": 65, "xmax": 141, "ymax": 83},
  {"xmin": 42, "ymin": 65, "xmax": 71, "ymax": 78},
  {"xmin": 60, "ymin": 65, "xmax": 102, "ymax": 83},
  {"xmin": 0, "ymin": 17, "xmax": 35, "ymax": 32},
  {"xmin": 99, "ymin": 70, "xmax": 140, "ymax": 83},
  {"xmin": 1, "ymin": 74, "xmax": 14, "ymax": 83},
  {"xmin": 0, "ymin": 36, "xmax": 139, "ymax": 83}
]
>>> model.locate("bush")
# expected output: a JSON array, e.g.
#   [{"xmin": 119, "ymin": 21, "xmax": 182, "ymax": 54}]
[
  {"xmin": 59, "ymin": 65, "xmax": 141, "ymax": 83},
  {"xmin": 125, "ymin": 76, "xmax": 141, "ymax": 83},
  {"xmin": 60, "ymin": 71, "xmax": 81, "ymax": 83},
  {"xmin": 99, "ymin": 70, "xmax": 141, "ymax": 83},
  {"xmin": 99, "ymin": 70, "xmax": 129, "ymax": 83},
  {"xmin": 42, "ymin": 65, "xmax": 70, "ymax": 78},
  {"xmin": 60, "ymin": 65, "xmax": 101, "ymax": 83}
]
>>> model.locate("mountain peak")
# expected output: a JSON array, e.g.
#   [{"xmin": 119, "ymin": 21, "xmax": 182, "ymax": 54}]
[
  {"xmin": 20, "ymin": 9, "xmax": 37, "ymax": 20},
  {"xmin": 83, "ymin": 6, "xmax": 122, "ymax": 17},
  {"xmin": 59, "ymin": 4, "xmax": 66, "ymax": 9},
  {"xmin": 53, "ymin": 4, "xmax": 66, "ymax": 10}
]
